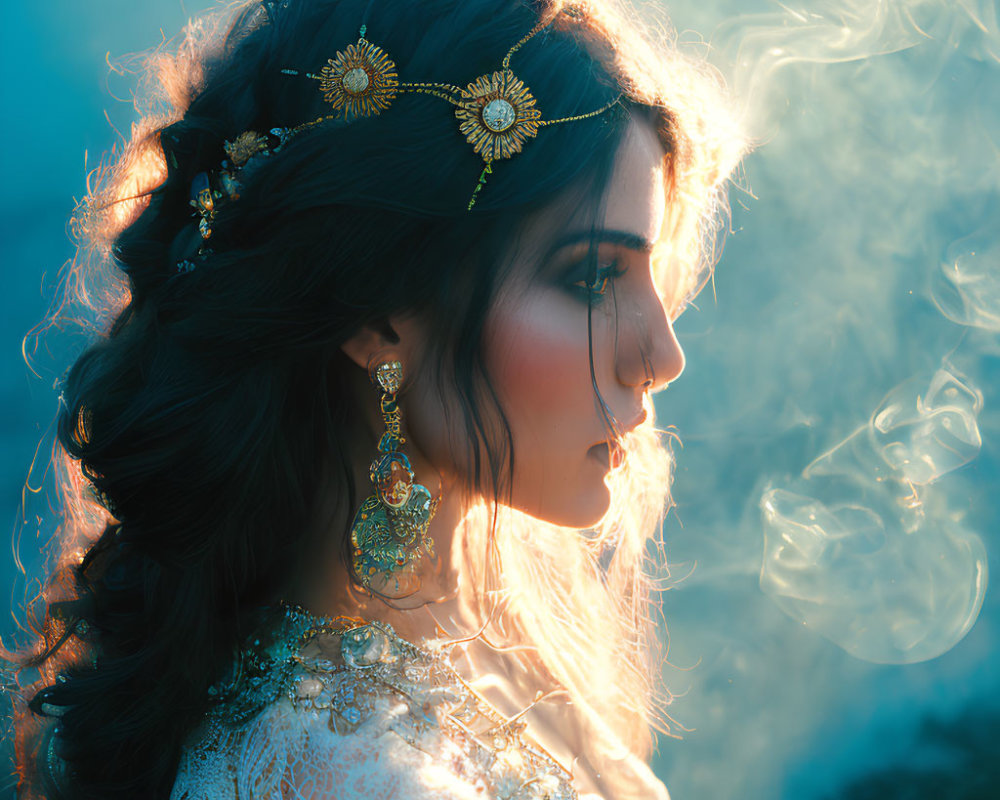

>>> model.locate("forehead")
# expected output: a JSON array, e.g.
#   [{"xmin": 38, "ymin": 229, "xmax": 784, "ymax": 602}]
[
  {"xmin": 513, "ymin": 116, "xmax": 668, "ymax": 262},
  {"xmin": 599, "ymin": 117, "xmax": 666, "ymax": 246}
]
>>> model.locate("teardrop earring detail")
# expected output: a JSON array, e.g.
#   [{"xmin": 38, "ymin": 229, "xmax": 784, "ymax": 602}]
[{"xmin": 349, "ymin": 359, "xmax": 439, "ymax": 598}]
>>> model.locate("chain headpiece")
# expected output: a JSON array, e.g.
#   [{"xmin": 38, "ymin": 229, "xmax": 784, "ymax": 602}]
[{"xmin": 178, "ymin": 2, "xmax": 622, "ymax": 272}]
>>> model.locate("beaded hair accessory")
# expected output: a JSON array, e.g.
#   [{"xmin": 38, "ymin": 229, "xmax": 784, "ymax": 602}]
[{"xmin": 178, "ymin": 2, "xmax": 622, "ymax": 272}]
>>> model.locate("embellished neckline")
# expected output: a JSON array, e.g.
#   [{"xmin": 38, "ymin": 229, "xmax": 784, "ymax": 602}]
[
  {"xmin": 208, "ymin": 600, "xmax": 581, "ymax": 799},
  {"xmin": 275, "ymin": 599, "xmax": 446, "ymax": 664}
]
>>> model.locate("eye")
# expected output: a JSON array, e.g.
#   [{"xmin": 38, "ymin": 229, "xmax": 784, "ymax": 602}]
[{"xmin": 569, "ymin": 260, "xmax": 626, "ymax": 300}]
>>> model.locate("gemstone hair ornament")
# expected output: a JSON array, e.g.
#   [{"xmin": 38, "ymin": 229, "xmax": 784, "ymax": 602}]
[
  {"xmin": 278, "ymin": 3, "xmax": 623, "ymax": 209},
  {"xmin": 176, "ymin": 3, "xmax": 623, "ymax": 272}
]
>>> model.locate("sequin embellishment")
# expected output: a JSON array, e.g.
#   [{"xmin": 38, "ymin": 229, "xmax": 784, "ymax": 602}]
[{"xmin": 169, "ymin": 605, "xmax": 579, "ymax": 799}]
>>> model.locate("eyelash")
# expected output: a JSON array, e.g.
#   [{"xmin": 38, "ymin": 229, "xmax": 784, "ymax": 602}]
[{"xmin": 570, "ymin": 260, "xmax": 626, "ymax": 300}]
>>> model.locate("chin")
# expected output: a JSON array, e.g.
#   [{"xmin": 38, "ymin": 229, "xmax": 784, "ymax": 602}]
[{"xmin": 538, "ymin": 484, "xmax": 612, "ymax": 530}]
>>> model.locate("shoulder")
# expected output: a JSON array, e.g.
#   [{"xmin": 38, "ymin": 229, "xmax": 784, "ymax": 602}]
[{"xmin": 172, "ymin": 698, "xmax": 485, "ymax": 800}]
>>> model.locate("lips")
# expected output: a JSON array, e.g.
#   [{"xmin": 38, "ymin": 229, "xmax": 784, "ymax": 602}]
[
  {"xmin": 587, "ymin": 409, "xmax": 646, "ymax": 469},
  {"xmin": 587, "ymin": 407, "xmax": 647, "ymax": 470}
]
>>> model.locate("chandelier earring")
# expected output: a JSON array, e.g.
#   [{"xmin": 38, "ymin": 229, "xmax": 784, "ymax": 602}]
[{"xmin": 349, "ymin": 358, "xmax": 440, "ymax": 599}]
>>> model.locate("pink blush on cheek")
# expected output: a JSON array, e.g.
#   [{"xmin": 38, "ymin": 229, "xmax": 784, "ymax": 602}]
[{"xmin": 485, "ymin": 292, "xmax": 594, "ymax": 431}]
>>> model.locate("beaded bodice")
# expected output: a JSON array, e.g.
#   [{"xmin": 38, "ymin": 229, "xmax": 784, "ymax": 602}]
[{"xmin": 169, "ymin": 604, "xmax": 582, "ymax": 800}]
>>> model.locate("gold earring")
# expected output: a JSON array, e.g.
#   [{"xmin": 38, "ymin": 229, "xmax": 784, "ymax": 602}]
[{"xmin": 349, "ymin": 359, "xmax": 439, "ymax": 598}]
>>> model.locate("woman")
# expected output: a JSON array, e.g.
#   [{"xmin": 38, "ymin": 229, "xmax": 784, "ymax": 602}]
[{"xmin": 9, "ymin": 0, "xmax": 743, "ymax": 797}]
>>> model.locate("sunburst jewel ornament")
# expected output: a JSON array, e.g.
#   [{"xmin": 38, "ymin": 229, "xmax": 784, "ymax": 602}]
[
  {"xmin": 455, "ymin": 70, "xmax": 542, "ymax": 162},
  {"xmin": 319, "ymin": 36, "xmax": 399, "ymax": 117},
  {"xmin": 283, "ymin": 33, "xmax": 400, "ymax": 119}
]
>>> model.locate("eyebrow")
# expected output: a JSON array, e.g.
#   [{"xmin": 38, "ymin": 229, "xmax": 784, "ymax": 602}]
[{"xmin": 546, "ymin": 229, "xmax": 656, "ymax": 259}]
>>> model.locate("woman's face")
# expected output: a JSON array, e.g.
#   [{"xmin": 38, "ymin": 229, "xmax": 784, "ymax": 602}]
[{"xmin": 401, "ymin": 117, "xmax": 684, "ymax": 528}]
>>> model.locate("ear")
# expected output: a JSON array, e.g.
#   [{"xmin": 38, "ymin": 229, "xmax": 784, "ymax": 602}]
[
  {"xmin": 340, "ymin": 315, "xmax": 430, "ymax": 375},
  {"xmin": 339, "ymin": 320, "xmax": 400, "ymax": 372}
]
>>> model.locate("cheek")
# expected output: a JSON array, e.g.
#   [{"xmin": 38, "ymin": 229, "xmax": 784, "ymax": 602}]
[{"xmin": 484, "ymin": 291, "xmax": 594, "ymax": 441}]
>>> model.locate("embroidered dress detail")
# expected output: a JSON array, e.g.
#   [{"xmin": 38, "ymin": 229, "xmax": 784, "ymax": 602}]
[{"xmin": 170, "ymin": 604, "xmax": 579, "ymax": 799}]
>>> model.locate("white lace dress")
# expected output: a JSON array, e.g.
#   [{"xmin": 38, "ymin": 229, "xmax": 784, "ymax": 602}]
[{"xmin": 169, "ymin": 605, "xmax": 600, "ymax": 800}]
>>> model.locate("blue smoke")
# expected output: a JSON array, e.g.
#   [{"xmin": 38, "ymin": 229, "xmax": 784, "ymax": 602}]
[{"xmin": 654, "ymin": 1, "xmax": 999, "ymax": 797}]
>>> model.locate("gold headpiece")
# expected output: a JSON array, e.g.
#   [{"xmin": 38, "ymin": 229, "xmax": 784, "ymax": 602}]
[{"xmin": 179, "ymin": 4, "xmax": 622, "ymax": 271}]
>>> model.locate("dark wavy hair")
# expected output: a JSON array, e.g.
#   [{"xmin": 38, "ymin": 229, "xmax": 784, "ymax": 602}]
[{"xmin": 6, "ymin": 0, "xmax": 742, "ymax": 797}]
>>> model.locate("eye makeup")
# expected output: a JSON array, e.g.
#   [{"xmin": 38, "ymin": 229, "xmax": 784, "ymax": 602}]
[{"xmin": 567, "ymin": 259, "xmax": 626, "ymax": 300}]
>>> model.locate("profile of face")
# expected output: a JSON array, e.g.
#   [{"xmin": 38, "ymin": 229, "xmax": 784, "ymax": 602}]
[{"xmin": 357, "ymin": 117, "xmax": 685, "ymax": 529}]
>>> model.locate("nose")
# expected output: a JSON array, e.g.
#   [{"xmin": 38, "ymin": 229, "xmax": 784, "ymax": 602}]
[{"xmin": 615, "ymin": 289, "xmax": 685, "ymax": 393}]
